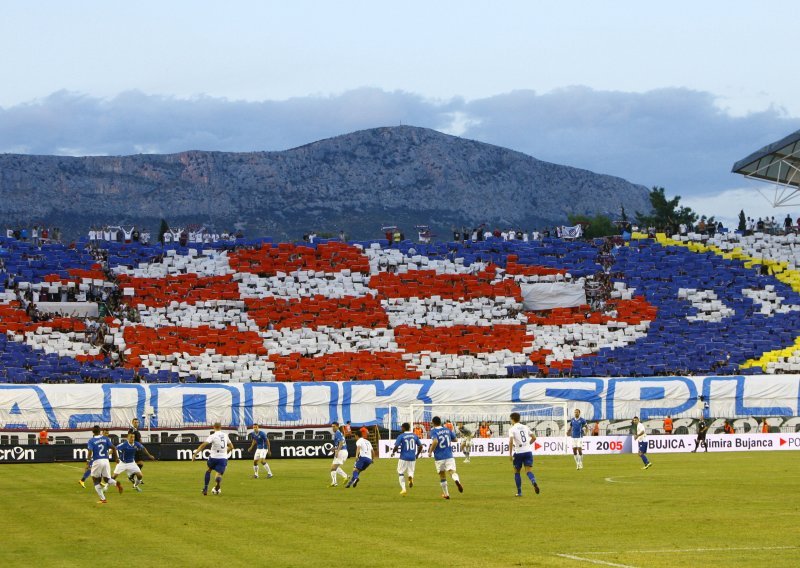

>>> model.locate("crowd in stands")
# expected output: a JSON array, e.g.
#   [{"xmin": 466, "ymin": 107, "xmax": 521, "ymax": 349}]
[
  {"xmin": 5, "ymin": 225, "xmax": 62, "ymax": 246},
  {"xmin": 2, "ymin": 218, "xmax": 800, "ymax": 384}
]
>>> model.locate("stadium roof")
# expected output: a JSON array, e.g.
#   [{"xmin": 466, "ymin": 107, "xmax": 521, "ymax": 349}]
[
  {"xmin": 733, "ymin": 129, "xmax": 800, "ymax": 187},
  {"xmin": 732, "ymin": 129, "xmax": 800, "ymax": 206}
]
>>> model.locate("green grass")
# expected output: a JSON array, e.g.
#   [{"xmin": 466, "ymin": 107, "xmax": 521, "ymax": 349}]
[{"xmin": 2, "ymin": 452, "xmax": 799, "ymax": 567}]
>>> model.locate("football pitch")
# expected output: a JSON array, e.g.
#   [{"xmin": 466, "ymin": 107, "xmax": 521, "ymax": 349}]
[{"xmin": 2, "ymin": 452, "xmax": 798, "ymax": 568}]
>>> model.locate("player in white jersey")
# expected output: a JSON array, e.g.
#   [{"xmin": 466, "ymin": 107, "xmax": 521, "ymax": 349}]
[
  {"xmin": 193, "ymin": 422, "xmax": 234, "ymax": 495},
  {"xmin": 345, "ymin": 429, "xmax": 375, "ymax": 488},
  {"xmin": 508, "ymin": 413, "xmax": 540, "ymax": 497},
  {"xmin": 632, "ymin": 416, "xmax": 652, "ymax": 470},
  {"xmin": 457, "ymin": 422, "xmax": 473, "ymax": 463}
]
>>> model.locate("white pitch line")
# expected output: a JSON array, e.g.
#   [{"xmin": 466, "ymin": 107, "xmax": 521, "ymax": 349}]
[
  {"xmin": 573, "ymin": 545, "xmax": 799, "ymax": 555},
  {"xmin": 554, "ymin": 553, "xmax": 637, "ymax": 568},
  {"xmin": 603, "ymin": 476, "xmax": 631, "ymax": 483},
  {"xmin": 58, "ymin": 463, "xmax": 85, "ymax": 471}
]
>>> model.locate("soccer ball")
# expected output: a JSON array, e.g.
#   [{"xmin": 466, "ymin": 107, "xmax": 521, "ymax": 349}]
[{"xmin": 211, "ymin": 488, "xmax": 220, "ymax": 495}]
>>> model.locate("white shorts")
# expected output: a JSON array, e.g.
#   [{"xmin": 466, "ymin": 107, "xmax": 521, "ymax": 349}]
[
  {"xmin": 254, "ymin": 448, "xmax": 269, "ymax": 460},
  {"xmin": 113, "ymin": 461, "xmax": 142, "ymax": 476},
  {"xmin": 90, "ymin": 458, "xmax": 111, "ymax": 479},
  {"xmin": 570, "ymin": 437, "xmax": 584, "ymax": 449},
  {"xmin": 397, "ymin": 459, "xmax": 416, "ymax": 477},
  {"xmin": 434, "ymin": 458, "xmax": 456, "ymax": 473},
  {"xmin": 331, "ymin": 449, "xmax": 348, "ymax": 465}
]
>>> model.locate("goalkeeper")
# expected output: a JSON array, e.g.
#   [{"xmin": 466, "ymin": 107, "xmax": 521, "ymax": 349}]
[{"xmin": 456, "ymin": 422, "xmax": 473, "ymax": 463}]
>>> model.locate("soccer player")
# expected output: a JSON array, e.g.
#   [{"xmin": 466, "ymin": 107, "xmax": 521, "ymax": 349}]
[
  {"xmin": 127, "ymin": 417, "xmax": 145, "ymax": 484},
  {"xmin": 508, "ymin": 412, "xmax": 540, "ymax": 497},
  {"xmin": 246, "ymin": 424, "xmax": 273, "ymax": 479},
  {"xmin": 390, "ymin": 422, "xmax": 422, "ymax": 495},
  {"xmin": 427, "ymin": 416, "xmax": 463, "ymax": 499},
  {"xmin": 457, "ymin": 422, "xmax": 473, "ymax": 463},
  {"xmin": 113, "ymin": 432, "xmax": 155, "ymax": 491},
  {"xmin": 79, "ymin": 458, "xmax": 93, "ymax": 488},
  {"xmin": 567, "ymin": 409, "xmax": 588, "ymax": 470},
  {"xmin": 693, "ymin": 418, "xmax": 709, "ymax": 452},
  {"xmin": 345, "ymin": 428, "xmax": 375, "ymax": 488},
  {"xmin": 79, "ymin": 427, "xmax": 111, "ymax": 488},
  {"xmin": 632, "ymin": 416, "xmax": 652, "ymax": 469},
  {"xmin": 193, "ymin": 422, "xmax": 234, "ymax": 496},
  {"xmin": 87, "ymin": 425, "xmax": 121, "ymax": 503},
  {"xmin": 329, "ymin": 422, "xmax": 349, "ymax": 486}
]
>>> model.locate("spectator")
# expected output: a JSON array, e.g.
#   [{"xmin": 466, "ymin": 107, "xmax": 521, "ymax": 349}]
[
  {"xmin": 592, "ymin": 422, "xmax": 600, "ymax": 436},
  {"xmin": 723, "ymin": 420, "xmax": 735, "ymax": 434}
]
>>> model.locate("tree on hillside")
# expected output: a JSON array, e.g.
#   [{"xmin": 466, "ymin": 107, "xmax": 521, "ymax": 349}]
[
  {"xmin": 635, "ymin": 186, "xmax": 698, "ymax": 232},
  {"xmin": 567, "ymin": 214, "xmax": 617, "ymax": 239},
  {"xmin": 738, "ymin": 210, "xmax": 747, "ymax": 232},
  {"xmin": 158, "ymin": 219, "xmax": 169, "ymax": 244}
]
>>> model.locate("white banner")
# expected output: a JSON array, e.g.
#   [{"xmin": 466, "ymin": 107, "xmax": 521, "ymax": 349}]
[
  {"xmin": 377, "ymin": 435, "xmax": 632, "ymax": 458},
  {"xmin": 520, "ymin": 282, "xmax": 587, "ymax": 310},
  {"xmin": 377, "ymin": 433, "xmax": 800, "ymax": 458},
  {"xmin": 2, "ymin": 375, "xmax": 800, "ymax": 430},
  {"xmin": 645, "ymin": 433, "xmax": 800, "ymax": 453}
]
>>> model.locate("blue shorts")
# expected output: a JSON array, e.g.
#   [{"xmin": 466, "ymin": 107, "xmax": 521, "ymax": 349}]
[
  {"xmin": 206, "ymin": 457, "xmax": 228, "ymax": 474},
  {"xmin": 513, "ymin": 451, "xmax": 534, "ymax": 469},
  {"xmin": 638, "ymin": 441, "xmax": 648, "ymax": 454},
  {"xmin": 354, "ymin": 457, "xmax": 373, "ymax": 472}
]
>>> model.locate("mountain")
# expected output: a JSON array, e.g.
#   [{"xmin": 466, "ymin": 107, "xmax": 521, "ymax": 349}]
[{"xmin": 0, "ymin": 126, "xmax": 651, "ymax": 240}]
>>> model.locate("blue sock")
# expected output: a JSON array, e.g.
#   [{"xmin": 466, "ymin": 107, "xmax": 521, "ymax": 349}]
[
  {"xmin": 81, "ymin": 469, "xmax": 92, "ymax": 481},
  {"xmin": 215, "ymin": 476, "xmax": 221, "ymax": 486},
  {"xmin": 641, "ymin": 455, "xmax": 650, "ymax": 465},
  {"xmin": 352, "ymin": 470, "xmax": 360, "ymax": 480},
  {"xmin": 204, "ymin": 471, "xmax": 211, "ymax": 489},
  {"xmin": 514, "ymin": 472, "xmax": 522, "ymax": 493},
  {"xmin": 527, "ymin": 471, "xmax": 536, "ymax": 485}
]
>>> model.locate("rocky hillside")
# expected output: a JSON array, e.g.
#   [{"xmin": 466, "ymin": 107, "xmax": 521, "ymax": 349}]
[{"xmin": 0, "ymin": 126, "xmax": 651, "ymax": 240}]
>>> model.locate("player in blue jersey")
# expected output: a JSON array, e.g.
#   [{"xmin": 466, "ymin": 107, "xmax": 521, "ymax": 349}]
[
  {"xmin": 86, "ymin": 425, "xmax": 121, "ymax": 503},
  {"xmin": 329, "ymin": 422, "xmax": 349, "ymax": 487},
  {"xmin": 567, "ymin": 409, "xmax": 588, "ymax": 470},
  {"xmin": 508, "ymin": 412, "xmax": 540, "ymax": 497},
  {"xmin": 345, "ymin": 428, "xmax": 375, "ymax": 488},
  {"xmin": 193, "ymin": 422, "xmax": 234, "ymax": 495},
  {"xmin": 112, "ymin": 432, "xmax": 155, "ymax": 491},
  {"xmin": 427, "ymin": 416, "xmax": 463, "ymax": 499},
  {"xmin": 632, "ymin": 416, "xmax": 652, "ymax": 470},
  {"xmin": 390, "ymin": 422, "xmax": 422, "ymax": 496},
  {"xmin": 246, "ymin": 424, "xmax": 273, "ymax": 479},
  {"xmin": 79, "ymin": 427, "xmax": 110, "ymax": 488}
]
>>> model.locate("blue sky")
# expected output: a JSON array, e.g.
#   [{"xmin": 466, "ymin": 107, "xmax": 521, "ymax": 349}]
[{"xmin": 1, "ymin": 1, "xmax": 799, "ymax": 225}]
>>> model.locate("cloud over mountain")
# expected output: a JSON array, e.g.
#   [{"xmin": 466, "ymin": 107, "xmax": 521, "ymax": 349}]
[{"xmin": 1, "ymin": 87, "xmax": 798, "ymax": 197}]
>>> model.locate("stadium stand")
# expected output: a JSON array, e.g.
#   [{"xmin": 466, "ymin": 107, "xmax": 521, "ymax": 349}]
[{"xmin": 3, "ymin": 230, "xmax": 800, "ymax": 384}]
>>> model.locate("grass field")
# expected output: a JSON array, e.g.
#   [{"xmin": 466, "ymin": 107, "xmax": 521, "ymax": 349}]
[{"xmin": 2, "ymin": 452, "xmax": 799, "ymax": 568}]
